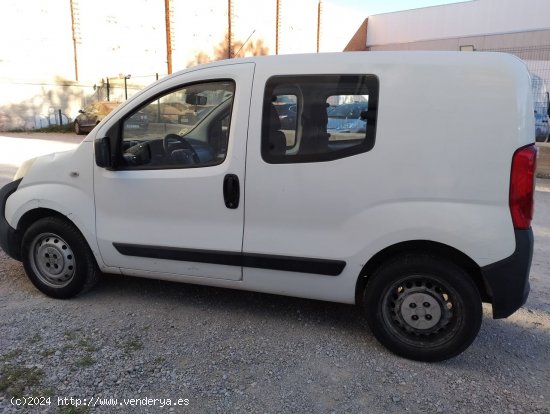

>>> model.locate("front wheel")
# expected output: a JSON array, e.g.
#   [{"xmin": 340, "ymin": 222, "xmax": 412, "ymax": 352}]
[
  {"xmin": 364, "ymin": 254, "xmax": 482, "ymax": 362},
  {"xmin": 21, "ymin": 217, "xmax": 99, "ymax": 298}
]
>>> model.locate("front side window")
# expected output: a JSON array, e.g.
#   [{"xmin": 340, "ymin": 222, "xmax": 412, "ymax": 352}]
[
  {"xmin": 119, "ymin": 80, "xmax": 235, "ymax": 169},
  {"xmin": 261, "ymin": 75, "xmax": 379, "ymax": 163}
]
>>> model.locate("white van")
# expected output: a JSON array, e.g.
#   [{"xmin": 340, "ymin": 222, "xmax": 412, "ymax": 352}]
[{"xmin": 0, "ymin": 52, "xmax": 536, "ymax": 361}]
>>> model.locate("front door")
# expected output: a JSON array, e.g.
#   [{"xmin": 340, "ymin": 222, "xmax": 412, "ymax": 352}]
[{"xmin": 94, "ymin": 63, "xmax": 254, "ymax": 280}]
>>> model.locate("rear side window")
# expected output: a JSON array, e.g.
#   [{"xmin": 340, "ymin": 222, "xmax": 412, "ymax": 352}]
[{"xmin": 261, "ymin": 74, "xmax": 379, "ymax": 163}]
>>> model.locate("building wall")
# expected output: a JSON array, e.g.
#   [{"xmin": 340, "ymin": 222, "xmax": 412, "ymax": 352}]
[
  {"xmin": 344, "ymin": 18, "xmax": 368, "ymax": 52},
  {"xmin": 367, "ymin": 29, "xmax": 550, "ymax": 53},
  {"xmin": 366, "ymin": 0, "xmax": 550, "ymax": 49}
]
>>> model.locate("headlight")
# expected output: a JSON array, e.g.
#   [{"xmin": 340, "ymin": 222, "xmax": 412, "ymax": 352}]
[{"xmin": 13, "ymin": 157, "xmax": 37, "ymax": 181}]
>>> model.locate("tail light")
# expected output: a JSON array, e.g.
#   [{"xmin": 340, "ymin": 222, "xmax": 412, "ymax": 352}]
[{"xmin": 509, "ymin": 144, "xmax": 537, "ymax": 229}]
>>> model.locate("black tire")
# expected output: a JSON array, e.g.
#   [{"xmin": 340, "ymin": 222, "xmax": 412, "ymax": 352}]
[
  {"xmin": 74, "ymin": 121, "xmax": 84, "ymax": 135},
  {"xmin": 363, "ymin": 253, "xmax": 482, "ymax": 362},
  {"xmin": 21, "ymin": 217, "xmax": 99, "ymax": 299}
]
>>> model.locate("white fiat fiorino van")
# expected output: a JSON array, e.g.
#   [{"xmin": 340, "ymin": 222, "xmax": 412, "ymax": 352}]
[{"xmin": 0, "ymin": 52, "xmax": 536, "ymax": 361}]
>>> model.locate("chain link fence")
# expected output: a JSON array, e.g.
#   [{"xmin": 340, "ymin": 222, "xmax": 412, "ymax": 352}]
[
  {"xmin": 481, "ymin": 46, "xmax": 550, "ymax": 144},
  {"xmin": 97, "ymin": 74, "xmax": 165, "ymax": 103},
  {"xmin": 480, "ymin": 46, "xmax": 550, "ymax": 110}
]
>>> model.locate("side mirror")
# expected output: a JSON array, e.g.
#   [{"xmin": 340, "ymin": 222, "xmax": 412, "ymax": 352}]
[
  {"xmin": 94, "ymin": 137, "xmax": 112, "ymax": 169},
  {"xmin": 78, "ymin": 109, "xmax": 85, "ymax": 114},
  {"xmin": 186, "ymin": 93, "xmax": 207, "ymax": 106}
]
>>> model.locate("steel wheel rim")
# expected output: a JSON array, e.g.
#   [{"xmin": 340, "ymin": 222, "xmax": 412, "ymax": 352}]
[
  {"xmin": 29, "ymin": 232, "xmax": 76, "ymax": 288},
  {"xmin": 381, "ymin": 275, "xmax": 460, "ymax": 347}
]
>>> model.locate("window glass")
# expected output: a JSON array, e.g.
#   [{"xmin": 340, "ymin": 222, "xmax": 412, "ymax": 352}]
[
  {"xmin": 272, "ymin": 95, "xmax": 298, "ymax": 148},
  {"xmin": 326, "ymin": 96, "xmax": 369, "ymax": 140},
  {"xmin": 119, "ymin": 80, "xmax": 235, "ymax": 169},
  {"xmin": 261, "ymin": 75, "xmax": 378, "ymax": 164}
]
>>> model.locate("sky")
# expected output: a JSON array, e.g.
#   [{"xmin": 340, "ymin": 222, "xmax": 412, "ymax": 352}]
[
  {"xmin": 0, "ymin": 0, "xmax": 476, "ymax": 84},
  {"xmin": 333, "ymin": 0, "xmax": 470, "ymax": 16}
]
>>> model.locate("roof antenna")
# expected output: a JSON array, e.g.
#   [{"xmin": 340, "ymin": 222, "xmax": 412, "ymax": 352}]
[{"xmin": 235, "ymin": 30, "xmax": 256, "ymax": 57}]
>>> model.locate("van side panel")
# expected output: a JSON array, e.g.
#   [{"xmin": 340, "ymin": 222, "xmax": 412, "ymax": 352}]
[{"xmin": 241, "ymin": 52, "xmax": 533, "ymax": 304}]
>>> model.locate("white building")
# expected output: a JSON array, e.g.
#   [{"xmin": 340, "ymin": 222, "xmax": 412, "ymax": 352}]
[
  {"xmin": 345, "ymin": 0, "xmax": 550, "ymax": 110},
  {"xmin": 364, "ymin": 0, "xmax": 550, "ymax": 53}
]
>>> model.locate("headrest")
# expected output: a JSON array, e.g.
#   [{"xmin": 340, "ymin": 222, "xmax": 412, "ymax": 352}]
[
  {"xmin": 303, "ymin": 102, "xmax": 328, "ymax": 128},
  {"xmin": 269, "ymin": 104, "xmax": 281, "ymax": 130}
]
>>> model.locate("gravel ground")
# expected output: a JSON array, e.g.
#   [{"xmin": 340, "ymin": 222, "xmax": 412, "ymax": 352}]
[{"xmin": 0, "ymin": 133, "xmax": 549, "ymax": 413}]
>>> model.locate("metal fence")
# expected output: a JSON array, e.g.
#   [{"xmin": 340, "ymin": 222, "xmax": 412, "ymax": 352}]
[
  {"xmin": 96, "ymin": 74, "xmax": 165, "ymax": 103},
  {"xmin": 480, "ymin": 45, "xmax": 550, "ymax": 110}
]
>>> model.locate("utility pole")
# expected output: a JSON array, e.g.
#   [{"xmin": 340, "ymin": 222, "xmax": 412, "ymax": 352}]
[
  {"xmin": 228, "ymin": 0, "xmax": 233, "ymax": 59},
  {"xmin": 317, "ymin": 0, "xmax": 322, "ymax": 53},
  {"xmin": 69, "ymin": 0, "xmax": 80, "ymax": 81},
  {"xmin": 165, "ymin": 0, "xmax": 173, "ymax": 74},
  {"xmin": 275, "ymin": 0, "xmax": 280, "ymax": 55}
]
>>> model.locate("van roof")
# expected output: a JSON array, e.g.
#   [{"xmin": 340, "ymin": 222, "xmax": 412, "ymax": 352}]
[{"xmin": 179, "ymin": 51, "xmax": 527, "ymax": 74}]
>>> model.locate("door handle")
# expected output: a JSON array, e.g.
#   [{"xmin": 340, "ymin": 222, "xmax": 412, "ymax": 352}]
[{"xmin": 223, "ymin": 174, "xmax": 240, "ymax": 209}]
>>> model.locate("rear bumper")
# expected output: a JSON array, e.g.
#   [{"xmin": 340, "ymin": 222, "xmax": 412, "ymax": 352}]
[
  {"xmin": 481, "ymin": 228, "xmax": 533, "ymax": 319},
  {"xmin": 0, "ymin": 178, "xmax": 22, "ymax": 261}
]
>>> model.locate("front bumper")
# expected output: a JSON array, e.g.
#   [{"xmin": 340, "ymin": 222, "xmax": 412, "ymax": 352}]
[
  {"xmin": 481, "ymin": 228, "xmax": 533, "ymax": 319},
  {"xmin": 0, "ymin": 178, "xmax": 22, "ymax": 261}
]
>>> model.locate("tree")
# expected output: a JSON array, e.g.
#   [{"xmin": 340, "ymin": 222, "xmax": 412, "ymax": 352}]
[{"xmin": 187, "ymin": 34, "xmax": 269, "ymax": 68}]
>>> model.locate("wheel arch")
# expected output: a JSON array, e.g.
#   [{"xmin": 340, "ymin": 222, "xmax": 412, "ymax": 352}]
[
  {"xmin": 16, "ymin": 208, "xmax": 102, "ymax": 269},
  {"xmin": 355, "ymin": 240, "xmax": 490, "ymax": 306},
  {"xmin": 18, "ymin": 208, "xmax": 70, "ymax": 235},
  {"xmin": 20, "ymin": 210, "xmax": 101, "ymax": 298}
]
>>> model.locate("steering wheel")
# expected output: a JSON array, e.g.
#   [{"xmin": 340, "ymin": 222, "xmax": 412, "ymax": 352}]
[{"xmin": 163, "ymin": 134, "xmax": 200, "ymax": 164}]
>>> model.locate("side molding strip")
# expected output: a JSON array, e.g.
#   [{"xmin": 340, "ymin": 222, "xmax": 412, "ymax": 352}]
[{"xmin": 113, "ymin": 243, "xmax": 346, "ymax": 276}]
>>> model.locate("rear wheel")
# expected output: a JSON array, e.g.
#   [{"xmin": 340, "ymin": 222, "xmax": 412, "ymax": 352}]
[
  {"xmin": 21, "ymin": 217, "xmax": 99, "ymax": 298},
  {"xmin": 364, "ymin": 254, "xmax": 482, "ymax": 361}
]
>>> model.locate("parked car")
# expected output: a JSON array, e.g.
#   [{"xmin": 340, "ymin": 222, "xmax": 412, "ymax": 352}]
[
  {"xmin": 531, "ymin": 74, "xmax": 550, "ymax": 143},
  {"xmin": 0, "ymin": 52, "xmax": 536, "ymax": 362},
  {"xmin": 327, "ymin": 102, "xmax": 369, "ymax": 133},
  {"xmin": 535, "ymin": 110, "xmax": 549, "ymax": 142},
  {"xmin": 75, "ymin": 102, "xmax": 148, "ymax": 135},
  {"xmin": 74, "ymin": 102, "xmax": 120, "ymax": 135}
]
